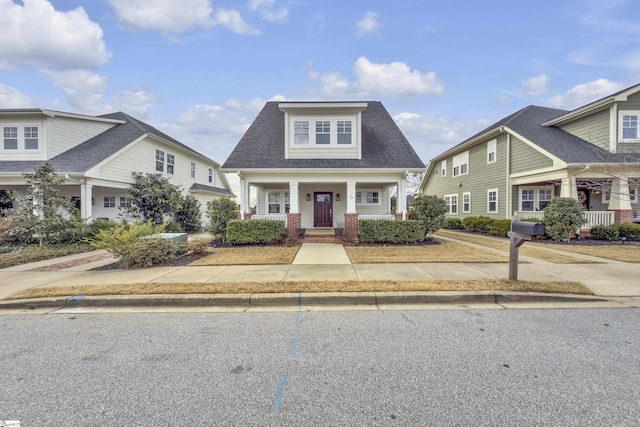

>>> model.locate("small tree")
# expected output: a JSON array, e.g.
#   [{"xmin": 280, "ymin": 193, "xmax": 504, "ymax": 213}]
[
  {"xmin": 128, "ymin": 172, "xmax": 183, "ymax": 225},
  {"xmin": 408, "ymin": 195, "xmax": 447, "ymax": 239},
  {"xmin": 543, "ymin": 197, "xmax": 585, "ymax": 241},
  {"xmin": 175, "ymin": 195, "xmax": 202, "ymax": 233},
  {"xmin": 10, "ymin": 163, "xmax": 80, "ymax": 245},
  {"xmin": 207, "ymin": 197, "xmax": 238, "ymax": 242}
]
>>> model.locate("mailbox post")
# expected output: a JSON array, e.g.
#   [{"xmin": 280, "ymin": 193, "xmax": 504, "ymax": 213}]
[{"xmin": 508, "ymin": 217, "xmax": 545, "ymax": 280}]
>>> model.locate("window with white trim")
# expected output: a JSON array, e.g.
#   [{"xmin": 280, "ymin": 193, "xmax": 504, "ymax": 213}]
[
  {"xmin": 119, "ymin": 197, "xmax": 131, "ymax": 208},
  {"xmin": 630, "ymin": 187, "xmax": 638, "ymax": 203},
  {"xmin": 603, "ymin": 190, "xmax": 610, "ymax": 203},
  {"xmin": 190, "ymin": 161, "xmax": 196, "ymax": 178},
  {"xmin": 538, "ymin": 189, "xmax": 552, "ymax": 210},
  {"xmin": 267, "ymin": 191, "xmax": 290, "ymax": 214},
  {"xmin": 487, "ymin": 139, "xmax": 496, "ymax": 163},
  {"xmin": 315, "ymin": 121, "xmax": 330, "ymax": 144},
  {"xmin": 441, "ymin": 160, "xmax": 447, "ymax": 176},
  {"xmin": 487, "ymin": 189, "xmax": 498, "ymax": 213},
  {"xmin": 103, "ymin": 196, "xmax": 116, "ymax": 208},
  {"xmin": 294, "ymin": 121, "xmax": 309, "ymax": 145},
  {"xmin": 444, "ymin": 194, "xmax": 458, "ymax": 214},
  {"xmin": 355, "ymin": 190, "xmax": 380, "ymax": 205},
  {"xmin": 453, "ymin": 151, "xmax": 469, "ymax": 176},
  {"xmin": 155, "ymin": 149, "xmax": 165, "ymax": 172},
  {"xmin": 2, "ymin": 125, "xmax": 39, "ymax": 151},
  {"xmin": 337, "ymin": 120, "xmax": 352, "ymax": 144},
  {"xmin": 167, "ymin": 153, "xmax": 175, "ymax": 174},
  {"xmin": 462, "ymin": 192, "xmax": 471, "ymax": 213},
  {"xmin": 521, "ymin": 189, "xmax": 535, "ymax": 211},
  {"xmin": 620, "ymin": 112, "xmax": 640, "ymax": 141},
  {"xmin": 208, "ymin": 168, "xmax": 213, "ymax": 183}
]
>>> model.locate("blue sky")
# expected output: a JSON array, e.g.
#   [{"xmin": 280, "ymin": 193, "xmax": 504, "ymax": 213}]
[{"xmin": 1, "ymin": 0, "xmax": 639, "ymax": 173}]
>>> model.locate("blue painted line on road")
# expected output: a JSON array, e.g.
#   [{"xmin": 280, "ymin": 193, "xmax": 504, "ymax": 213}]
[
  {"xmin": 289, "ymin": 337, "xmax": 298, "ymax": 358},
  {"xmin": 295, "ymin": 292, "xmax": 302, "ymax": 326},
  {"xmin": 273, "ymin": 375, "xmax": 286, "ymax": 409},
  {"xmin": 68, "ymin": 295, "xmax": 85, "ymax": 307}
]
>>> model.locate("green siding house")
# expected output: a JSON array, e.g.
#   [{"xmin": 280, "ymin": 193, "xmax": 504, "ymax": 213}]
[{"xmin": 419, "ymin": 83, "xmax": 640, "ymax": 228}]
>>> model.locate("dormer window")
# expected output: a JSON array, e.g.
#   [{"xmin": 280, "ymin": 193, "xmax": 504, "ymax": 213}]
[
  {"xmin": 337, "ymin": 120, "xmax": 352, "ymax": 144},
  {"xmin": 294, "ymin": 121, "xmax": 309, "ymax": 145},
  {"xmin": 291, "ymin": 118, "xmax": 354, "ymax": 146},
  {"xmin": 620, "ymin": 112, "xmax": 640, "ymax": 141},
  {"xmin": 316, "ymin": 121, "xmax": 330, "ymax": 144},
  {"xmin": 3, "ymin": 125, "xmax": 39, "ymax": 151}
]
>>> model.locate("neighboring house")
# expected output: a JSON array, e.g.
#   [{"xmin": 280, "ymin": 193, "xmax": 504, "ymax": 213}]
[
  {"xmin": 221, "ymin": 101, "xmax": 425, "ymax": 241},
  {"xmin": 419, "ymin": 83, "xmax": 640, "ymax": 229},
  {"xmin": 0, "ymin": 109, "xmax": 234, "ymax": 225}
]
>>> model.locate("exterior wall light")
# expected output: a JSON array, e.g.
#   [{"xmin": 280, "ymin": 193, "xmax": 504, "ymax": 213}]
[
  {"xmin": 306, "ymin": 193, "xmax": 311, "ymax": 201},
  {"xmin": 336, "ymin": 194, "xmax": 341, "ymax": 201}
]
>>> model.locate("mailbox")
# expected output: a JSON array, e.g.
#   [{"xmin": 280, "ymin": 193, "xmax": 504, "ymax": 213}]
[{"xmin": 511, "ymin": 221, "xmax": 545, "ymax": 236}]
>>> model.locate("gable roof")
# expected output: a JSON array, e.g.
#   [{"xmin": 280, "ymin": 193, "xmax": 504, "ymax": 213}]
[
  {"xmin": 221, "ymin": 101, "xmax": 425, "ymax": 170},
  {"xmin": 0, "ymin": 111, "xmax": 220, "ymax": 175},
  {"xmin": 429, "ymin": 105, "xmax": 640, "ymax": 165}
]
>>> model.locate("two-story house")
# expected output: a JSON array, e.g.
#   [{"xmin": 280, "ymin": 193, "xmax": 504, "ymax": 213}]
[
  {"xmin": 0, "ymin": 109, "xmax": 234, "ymax": 226},
  {"xmin": 419, "ymin": 83, "xmax": 640, "ymax": 229},
  {"xmin": 221, "ymin": 101, "xmax": 425, "ymax": 242}
]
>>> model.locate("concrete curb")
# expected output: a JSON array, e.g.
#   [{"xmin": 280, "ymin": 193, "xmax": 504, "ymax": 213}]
[{"xmin": 0, "ymin": 291, "xmax": 609, "ymax": 310}]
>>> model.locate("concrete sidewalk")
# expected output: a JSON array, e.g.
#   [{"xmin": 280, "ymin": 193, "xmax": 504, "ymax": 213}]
[{"xmin": 1, "ymin": 240, "xmax": 640, "ymax": 309}]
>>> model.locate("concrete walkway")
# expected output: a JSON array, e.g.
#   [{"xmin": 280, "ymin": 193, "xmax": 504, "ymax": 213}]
[{"xmin": 1, "ymin": 236, "xmax": 640, "ymax": 307}]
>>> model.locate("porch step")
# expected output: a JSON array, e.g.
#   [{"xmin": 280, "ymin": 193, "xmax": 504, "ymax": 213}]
[{"xmin": 301, "ymin": 228, "xmax": 343, "ymax": 243}]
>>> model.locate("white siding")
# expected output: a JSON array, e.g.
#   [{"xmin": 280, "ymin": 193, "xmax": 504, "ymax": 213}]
[
  {"xmin": 286, "ymin": 113, "xmax": 361, "ymax": 160},
  {"xmin": 48, "ymin": 117, "xmax": 115, "ymax": 158},
  {"xmin": 287, "ymin": 146, "xmax": 359, "ymax": 159},
  {"xmin": 0, "ymin": 117, "xmax": 47, "ymax": 161}
]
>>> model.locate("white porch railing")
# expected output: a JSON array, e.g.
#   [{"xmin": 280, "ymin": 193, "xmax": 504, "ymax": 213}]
[
  {"xmin": 359, "ymin": 214, "xmax": 395, "ymax": 220},
  {"xmin": 250, "ymin": 214, "xmax": 288, "ymax": 226},
  {"xmin": 514, "ymin": 211, "xmax": 615, "ymax": 228}
]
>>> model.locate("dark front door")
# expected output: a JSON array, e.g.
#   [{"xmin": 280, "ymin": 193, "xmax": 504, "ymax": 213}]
[{"xmin": 314, "ymin": 192, "xmax": 333, "ymax": 227}]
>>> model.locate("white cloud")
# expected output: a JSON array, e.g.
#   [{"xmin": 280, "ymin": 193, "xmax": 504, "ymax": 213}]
[
  {"xmin": 521, "ymin": 74, "xmax": 549, "ymax": 96},
  {"xmin": 547, "ymin": 78, "xmax": 625, "ymax": 109},
  {"xmin": 248, "ymin": 0, "xmax": 288, "ymax": 23},
  {"xmin": 107, "ymin": 0, "xmax": 214, "ymax": 34},
  {"xmin": 0, "ymin": 0, "xmax": 110, "ymax": 70},
  {"xmin": 356, "ymin": 11, "xmax": 381, "ymax": 37},
  {"xmin": 320, "ymin": 73, "xmax": 351, "ymax": 97},
  {"xmin": 42, "ymin": 69, "xmax": 108, "ymax": 114},
  {"xmin": 352, "ymin": 57, "xmax": 444, "ymax": 97},
  {"xmin": 111, "ymin": 90, "xmax": 158, "ymax": 118},
  {"xmin": 214, "ymin": 9, "xmax": 261, "ymax": 35},
  {"xmin": 0, "ymin": 84, "xmax": 33, "ymax": 108}
]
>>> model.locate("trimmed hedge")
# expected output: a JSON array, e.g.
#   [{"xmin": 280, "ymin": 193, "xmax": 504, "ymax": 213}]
[
  {"xmin": 462, "ymin": 216, "xmax": 494, "ymax": 233},
  {"xmin": 226, "ymin": 220, "xmax": 286, "ymax": 245},
  {"xmin": 617, "ymin": 223, "xmax": 640, "ymax": 241},
  {"xmin": 590, "ymin": 225, "xmax": 619, "ymax": 241},
  {"xmin": 359, "ymin": 220, "xmax": 424, "ymax": 244},
  {"xmin": 443, "ymin": 217, "xmax": 464, "ymax": 229},
  {"xmin": 121, "ymin": 238, "xmax": 177, "ymax": 268},
  {"xmin": 489, "ymin": 219, "xmax": 512, "ymax": 237}
]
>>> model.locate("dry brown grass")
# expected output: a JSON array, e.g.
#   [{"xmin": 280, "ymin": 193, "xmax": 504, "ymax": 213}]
[
  {"xmin": 6, "ymin": 278, "xmax": 591, "ymax": 300},
  {"xmin": 190, "ymin": 246, "xmax": 300, "ymax": 266},
  {"xmin": 435, "ymin": 230, "xmax": 598, "ymax": 264},
  {"xmin": 535, "ymin": 243, "xmax": 640, "ymax": 263},
  {"xmin": 345, "ymin": 239, "xmax": 510, "ymax": 263}
]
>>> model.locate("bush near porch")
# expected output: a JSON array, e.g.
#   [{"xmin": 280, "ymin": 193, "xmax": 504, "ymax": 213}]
[
  {"xmin": 225, "ymin": 219, "xmax": 286, "ymax": 245},
  {"xmin": 358, "ymin": 220, "xmax": 424, "ymax": 244},
  {"xmin": 590, "ymin": 223, "xmax": 640, "ymax": 241}
]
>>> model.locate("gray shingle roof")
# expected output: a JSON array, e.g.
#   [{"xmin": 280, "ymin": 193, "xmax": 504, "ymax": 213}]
[
  {"xmin": 189, "ymin": 183, "xmax": 235, "ymax": 196},
  {"xmin": 440, "ymin": 105, "xmax": 640, "ymax": 164},
  {"xmin": 222, "ymin": 101, "xmax": 425, "ymax": 169},
  {"xmin": 0, "ymin": 111, "xmax": 220, "ymax": 174}
]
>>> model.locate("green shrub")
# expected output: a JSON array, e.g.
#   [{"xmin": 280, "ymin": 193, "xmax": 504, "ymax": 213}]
[
  {"xmin": 489, "ymin": 219, "xmax": 512, "ymax": 237},
  {"xmin": 443, "ymin": 217, "xmax": 464, "ymax": 229},
  {"xmin": 543, "ymin": 198, "xmax": 585, "ymax": 241},
  {"xmin": 589, "ymin": 225, "xmax": 619, "ymax": 241},
  {"xmin": 180, "ymin": 237, "xmax": 211, "ymax": 255},
  {"xmin": 84, "ymin": 219, "xmax": 120, "ymax": 239},
  {"xmin": 175, "ymin": 195, "xmax": 202, "ymax": 233},
  {"xmin": 358, "ymin": 220, "xmax": 424, "ymax": 244},
  {"xmin": 163, "ymin": 222, "xmax": 184, "ymax": 233},
  {"xmin": 408, "ymin": 195, "xmax": 447, "ymax": 237},
  {"xmin": 462, "ymin": 216, "xmax": 494, "ymax": 233},
  {"xmin": 85, "ymin": 222, "xmax": 165, "ymax": 258},
  {"xmin": 0, "ymin": 218, "xmax": 29, "ymax": 244},
  {"xmin": 120, "ymin": 238, "xmax": 177, "ymax": 268},
  {"xmin": 207, "ymin": 198, "xmax": 238, "ymax": 242},
  {"xmin": 617, "ymin": 223, "xmax": 640, "ymax": 241},
  {"xmin": 226, "ymin": 220, "xmax": 285, "ymax": 245}
]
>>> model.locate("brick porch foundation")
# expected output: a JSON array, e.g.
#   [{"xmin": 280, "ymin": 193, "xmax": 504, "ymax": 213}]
[
  {"xmin": 344, "ymin": 213, "xmax": 359, "ymax": 244},
  {"xmin": 609, "ymin": 209, "xmax": 634, "ymax": 224},
  {"xmin": 286, "ymin": 213, "xmax": 302, "ymax": 243}
]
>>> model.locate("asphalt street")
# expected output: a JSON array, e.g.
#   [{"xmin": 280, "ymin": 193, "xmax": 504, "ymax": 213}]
[{"xmin": 1, "ymin": 308, "xmax": 639, "ymax": 426}]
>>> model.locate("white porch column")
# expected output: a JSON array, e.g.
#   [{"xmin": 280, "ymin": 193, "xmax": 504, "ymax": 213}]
[
  {"xmin": 81, "ymin": 181, "xmax": 93, "ymax": 222},
  {"xmin": 289, "ymin": 181, "xmax": 299, "ymax": 214},
  {"xmin": 239, "ymin": 177, "xmax": 247, "ymax": 219},
  {"xmin": 560, "ymin": 176, "xmax": 578, "ymax": 199},
  {"xmin": 608, "ymin": 177, "xmax": 632, "ymax": 210},
  {"xmin": 396, "ymin": 179, "xmax": 407, "ymax": 214},
  {"xmin": 346, "ymin": 180, "xmax": 357, "ymax": 213}
]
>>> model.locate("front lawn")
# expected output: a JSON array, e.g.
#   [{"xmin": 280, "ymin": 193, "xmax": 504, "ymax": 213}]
[
  {"xmin": 0, "ymin": 244, "xmax": 94, "ymax": 269},
  {"xmin": 189, "ymin": 246, "xmax": 300, "ymax": 266}
]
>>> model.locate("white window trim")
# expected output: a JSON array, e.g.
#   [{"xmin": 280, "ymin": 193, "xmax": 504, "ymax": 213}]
[
  {"xmin": 630, "ymin": 186, "xmax": 638, "ymax": 203},
  {"xmin": 208, "ymin": 168, "xmax": 214, "ymax": 184},
  {"xmin": 190, "ymin": 161, "xmax": 196, "ymax": 179},
  {"xmin": 462, "ymin": 192, "xmax": 471, "ymax": 213},
  {"xmin": 519, "ymin": 186, "xmax": 553, "ymax": 211},
  {"xmin": 103, "ymin": 196, "xmax": 116, "ymax": 208},
  {"xmin": 619, "ymin": 111, "xmax": 640, "ymax": 142},
  {"xmin": 155, "ymin": 149, "xmax": 165, "ymax": 172},
  {"xmin": 441, "ymin": 160, "xmax": 447, "ymax": 177},
  {"xmin": 355, "ymin": 189, "xmax": 382, "ymax": 205},
  {"xmin": 487, "ymin": 188, "xmax": 498, "ymax": 213},
  {"xmin": 444, "ymin": 193, "xmax": 458, "ymax": 215},
  {"xmin": 2, "ymin": 124, "xmax": 42, "ymax": 152},
  {"xmin": 602, "ymin": 189, "xmax": 610, "ymax": 203},
  {"xmin": 266, "ymin": 190, "xmax": 290, "ymax": 214},
  {"xmin": 289, "ymin": 116, "xmax": 356, "ymax": 147},
  {"xmin": 487, "ymin": 139, "xmax": 497, "ymax": 164},
  {"xmin": 452, "ymin": 151, "xmax": 469, "ymax": 177}
]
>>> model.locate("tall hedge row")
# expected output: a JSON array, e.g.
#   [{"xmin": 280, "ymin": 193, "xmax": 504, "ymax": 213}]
[
  {"xmin": 226, "ymin": 220, "xmax": 286, "ymax": 245},
  {"xmin": 358, "ymin": 220, "xmax": 424, "ymax": 244}
]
